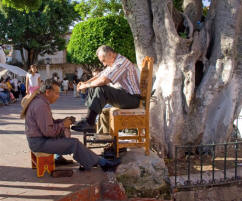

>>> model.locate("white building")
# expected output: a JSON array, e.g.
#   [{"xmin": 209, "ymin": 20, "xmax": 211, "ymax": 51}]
[{"xmin": 8, "ymin": 33, "xmax": 84, "ymax": 80}]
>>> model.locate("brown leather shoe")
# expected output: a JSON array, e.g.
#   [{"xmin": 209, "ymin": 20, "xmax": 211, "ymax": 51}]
[{"xmin": 51, "ymin": 170, "xmax": 73, "ymax": 178}]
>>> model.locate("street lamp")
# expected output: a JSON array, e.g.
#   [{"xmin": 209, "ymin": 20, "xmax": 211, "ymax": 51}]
[{"xmin": 46, "ymin": 57, "xmax": 51, "ymax": 79}]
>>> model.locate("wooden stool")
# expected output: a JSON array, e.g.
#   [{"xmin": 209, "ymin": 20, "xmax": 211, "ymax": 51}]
[{"xmin": 31, "ymin": 152, "xmax": 55, "ymax": 177}]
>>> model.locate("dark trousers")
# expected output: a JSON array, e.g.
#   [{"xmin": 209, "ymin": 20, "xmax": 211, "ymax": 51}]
[
  {"xmin": 87, "ymin": 86, "xmax": 140, "ymax": 114},
  {"xmin": 12, "ymin": 90, "xmax": 19, "ymax": 99},
  {"xmin": 27, "ymin": 137, "xmax": 99, "ymax": 169}
]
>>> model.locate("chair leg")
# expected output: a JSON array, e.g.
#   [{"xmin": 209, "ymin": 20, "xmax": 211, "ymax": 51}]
[
  {"xmin": 83, "ymin": 131, "xmax": 87, "ymax": 146},
  {"xmin": 113, "ymin": 136, "xmax": 118, "ymax": 158},
  {"xmin": 138, "ymin": 128, "xmax": 143, "ymax": 143},
  {"xmin": 145, "ymin": 128, "xmax": 150, "ymax": 155},
  {"xmin": 31, "ymin": 152, "xmax": 36, "ymax": 169},
  {"xmin": 114, "ymin": 131, "xmax": 120, "ymax": 158}
]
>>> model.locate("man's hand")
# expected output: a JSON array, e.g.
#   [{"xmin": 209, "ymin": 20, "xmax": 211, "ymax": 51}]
[
  {"xmin": 78, "ymin": 83, "xmax": 89, "ymax": 91},
  {"xmin": 63, "ymin": 118, "xmax": 72, "ymax": 128},
  {"xmin": 77, "ymin": 82, "xmax": 91, "ymax": 91},
  {"xmin": 77, "ymin": 81, "xmax": 84, "ymax": 92}
]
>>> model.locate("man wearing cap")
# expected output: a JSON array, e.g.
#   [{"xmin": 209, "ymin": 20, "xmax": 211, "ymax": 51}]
[
  {"xmin": 23, "ymin": 79, "xmax": 120, "ymax": 171},
  {"xmin": 72, "ymin": 45, "xmax": 141, "ymax": 131}
]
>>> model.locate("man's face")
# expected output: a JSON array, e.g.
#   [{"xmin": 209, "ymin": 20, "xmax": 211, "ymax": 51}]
[
  {"xmin": 45, "ymin": 84, "xmax": 60, "ymax": 104},
  {"xmin": 98, "ymin": 52, "xmax": 116, "ymax": 67}
]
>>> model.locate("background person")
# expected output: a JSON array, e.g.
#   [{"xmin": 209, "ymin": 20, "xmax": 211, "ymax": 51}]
[
  {"xmin": 0, "ymin": 78, "xmax": 9, "ymax": 105},
  {"xmin": 19, "ymin": 81, "xmax": 26, "ymax": 98},
  {"xmin": 5, "ymin": 77, "xmax": 16, "ymax": 103},
  {"xmin": 26, "ymin": 64, "xmax": 40, "ymax": 95},
  {"xmin": 62, "ymin": 77, "xmax": 69, "ymax": 96},
  {"xmin": 11, "ymin": 77, "xmax": 20, "ymax": 100}
]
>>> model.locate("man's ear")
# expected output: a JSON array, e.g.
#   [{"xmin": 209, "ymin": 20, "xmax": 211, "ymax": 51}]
[{"xmin": 45, "ymin": 89, "xmax": 51, "ymax": 97}]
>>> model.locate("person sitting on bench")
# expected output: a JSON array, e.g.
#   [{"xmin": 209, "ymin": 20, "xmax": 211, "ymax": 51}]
[
  {"xmin": 24, "ymin": 79, "xmax": 120, "ymax": 171},
  {"xmin": 71, "ymin": 45, "xmax": 141, "ymax": 132}
]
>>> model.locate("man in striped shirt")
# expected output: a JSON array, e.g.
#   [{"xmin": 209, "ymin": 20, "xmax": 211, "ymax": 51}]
[{"xmin": 71, "ymin": 45, "xmax": 141, "ymax": 132}]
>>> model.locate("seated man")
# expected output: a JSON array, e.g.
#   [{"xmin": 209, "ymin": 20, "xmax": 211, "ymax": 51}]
[
  {"xmin": 72, "ymin": 45, "xmax": 141, "ymax": 131},
  {"xmin": 0, "ymin": 78, "xmax": 9, "ymax": 105},
  {"xmin": 24, "ymin": 79, "xmax": 120, "ymax": 171}
]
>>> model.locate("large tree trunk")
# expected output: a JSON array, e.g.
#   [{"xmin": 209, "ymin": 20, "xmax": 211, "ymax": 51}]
[
  {"xmin": 20, "ymin": 48, "xmax": 39, "ymax": 70},
  {"xmin": 122, "ymin": 0, "xmax": 242, "ymax": 158},
  {"xmin": 183, "ymin": 0, "xmax": 203, "ymax": 27}
]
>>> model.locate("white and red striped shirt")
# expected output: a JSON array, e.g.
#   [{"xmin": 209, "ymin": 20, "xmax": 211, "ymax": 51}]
[{"xmin": 100, "ymin": 54, "xmax": 140, "ymax": 95}]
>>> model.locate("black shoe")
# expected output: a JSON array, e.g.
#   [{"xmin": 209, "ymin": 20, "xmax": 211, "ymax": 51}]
[
  {"xmin": 55, "ymin": 156, "xmax": 73, "ymax": 166},
  {"xmin": 100, "ymin": 158, "xmax": 121, "ymax": 172},
  {"xmin": 79, "ymin": 166, "xmax": 86, "ymax": 171},
  {"xmin": 71, "ymin": 119, "xmax": 95, "ymax": 132}
]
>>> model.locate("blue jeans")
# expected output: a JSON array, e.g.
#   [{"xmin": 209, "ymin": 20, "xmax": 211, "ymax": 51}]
[
  {"xmin": 0, "ymin": 91, "xmax": 9, "ymax": 104},
  {"xmin": 27, "ymin": 137, "xmax": 99, "ymax": 169}
]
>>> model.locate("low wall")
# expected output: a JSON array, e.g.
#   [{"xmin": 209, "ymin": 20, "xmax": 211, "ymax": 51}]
[{"xmin": 173, "ymin": 182, "xmax": 242, "ymax": 201}]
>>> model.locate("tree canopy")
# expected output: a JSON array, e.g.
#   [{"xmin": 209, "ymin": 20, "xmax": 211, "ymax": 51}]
[
  {"xmin": 67, "ymin": 15, "xmax": 135, "ymax": 71},
  {"xmin": 0, "ymin": 0, "xmax": 42, "ymax": 11},
  {"xmin": 0, "ymin": 0, "xmax": 79, "ymax": 68},
  {"xmin": 74, "ymin": 0, "xmax": 123, "ymax": 20}
]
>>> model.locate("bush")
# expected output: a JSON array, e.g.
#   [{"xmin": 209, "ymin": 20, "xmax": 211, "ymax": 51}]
[{"xmin": 67, "ymin": 15, "xmax": 135, "ymax": 71}]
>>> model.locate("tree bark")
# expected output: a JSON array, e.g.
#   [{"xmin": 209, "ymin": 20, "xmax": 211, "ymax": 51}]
[
  {"xmin": 19, "ymin": 48, "xmax": 28, "ymax": 70},
  {"xmin": 122, "ymin": 0, "xmax": 242, "ymax": 158},
  {"xmin": 183, "ymin": 0, "xmax": 203, "ymax": 26}
]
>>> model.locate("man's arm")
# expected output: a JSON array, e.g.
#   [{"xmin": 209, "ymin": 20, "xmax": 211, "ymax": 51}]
[
  {"xmin": 78, "ymin": 76, "xmax": 111, "ymax": 90},
  {"xmin": 84, "ymin": 74, "xmax": 99, "ymax": 84},
  {"xmin": 77, "ymin": 74, "xmax": 99, "ymax": 90},
  {"xmin": 34, "ymin": 103, "xmax": 66, "ymax": 138}
]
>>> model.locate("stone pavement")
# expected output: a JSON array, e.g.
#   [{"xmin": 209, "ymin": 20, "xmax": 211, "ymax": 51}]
[{"xmin": 0, "ymin": 92, "xmax": 106, "ymax": 201}]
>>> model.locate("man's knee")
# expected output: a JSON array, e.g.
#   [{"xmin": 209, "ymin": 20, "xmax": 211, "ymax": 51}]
[
  {"xmin": 94, "ymin": 86, "xmax": 108, "ymax": 92},
  {"xmin": 70, "ymin": 137, "xmax": 80, "ymax": 145}
]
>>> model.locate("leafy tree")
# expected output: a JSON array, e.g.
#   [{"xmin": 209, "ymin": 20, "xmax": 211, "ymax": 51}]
[
  {"xmin": 173, "ymin": 0, "xmax": 183, "ymax": 11},
  {"xmin": 0, "ymin": 0, "xmax": 79, "ymax": 69},
  {"xmin": 0, "ymin": 0, "xmax": 42, "ymax": 11},
  {"xmin": 74, "ymin": 0, "xmax": 123, "ymax": 20},
  {"xmin": 67, "ymin": 15, "xmax": 135, "ymax": 71}
]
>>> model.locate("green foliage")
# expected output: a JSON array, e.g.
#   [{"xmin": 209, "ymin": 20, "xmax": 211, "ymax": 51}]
[
  {"xmin": 1, "ymin": 0, "xmax": 42, "ymax": 11},
  {"xmin": 179, "ymin": 32, "xmax": 187, "ymax": 38},
  {"xmin": 173, "ymin": 0, "xmax": 183, "ymax": 11},
  {"xmin": 0, "ymin": 0, "xmax": 79, "ymax": 67},
  {"xmin": 3, "ymin": 48, "xmax": 10, "ymax": 55},
  {"xmin": 203, "ymin": 6, "xmax": 209, "ymax": 16},
  {"xmin": 74, "ymin": 0, "xmax": 123, "ymax": 20},
  {"xmin": 67, "ymin": 15, "xmax": 135, "ymax": 71}
]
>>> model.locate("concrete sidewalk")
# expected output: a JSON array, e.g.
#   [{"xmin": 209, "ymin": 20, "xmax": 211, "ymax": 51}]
[{"xmin": 0, "ymin": 92, "xmax": 105, "ymax": 201}]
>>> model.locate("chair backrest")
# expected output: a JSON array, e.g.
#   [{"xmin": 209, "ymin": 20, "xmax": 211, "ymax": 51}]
[{"xmin": 139, "ymin": 56, "xmax": 154, "ymax": 114}]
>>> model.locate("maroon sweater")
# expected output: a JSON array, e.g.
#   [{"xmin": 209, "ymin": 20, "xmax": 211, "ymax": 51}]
[{"xmin": 25, "ymin": 94, "xmax": 64, "ymax": 138}]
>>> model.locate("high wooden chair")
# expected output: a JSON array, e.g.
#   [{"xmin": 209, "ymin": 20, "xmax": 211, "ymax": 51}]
[{"xmin": 109, "ymin": 56, "xmax": 154, "ymax": 157}]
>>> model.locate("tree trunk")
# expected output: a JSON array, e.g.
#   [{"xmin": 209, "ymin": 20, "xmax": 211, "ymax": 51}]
[
  {"xmin": 183, "ymin": 0, "xmax": 203, "ymax": 27},
  {"xmin": 19, "ymin": 48, "xmax": 28, "ymax": 70},
  {"xmin": 122, "ymin": 0, "xmax": 242, "ymax": 158}
]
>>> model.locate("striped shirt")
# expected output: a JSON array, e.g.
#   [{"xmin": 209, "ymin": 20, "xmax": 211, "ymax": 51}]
[{"xmin": 100, "ymin": 54, "xmax": 140, "ymax": 95}]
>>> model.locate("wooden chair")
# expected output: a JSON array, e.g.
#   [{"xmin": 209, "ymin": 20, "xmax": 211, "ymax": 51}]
[
  {"xmin": 31, "ymin": 152, "xmax": 55, "ymax": 177},
  {"xmin": 109, "ymin": 56, "xmax": 154, "ymax": 157}
]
